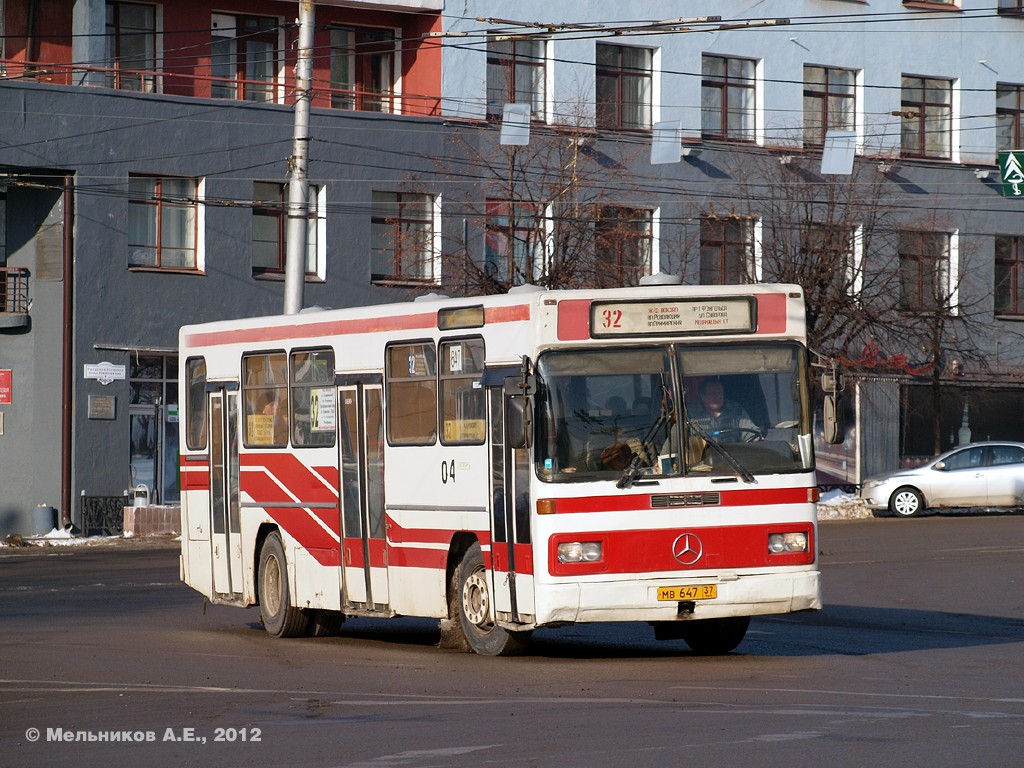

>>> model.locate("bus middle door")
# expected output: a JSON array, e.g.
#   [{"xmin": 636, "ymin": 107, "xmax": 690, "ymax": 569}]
[
  {"xmin": 337, "ymin": 380, "xmax": 389, "ymax": 612},
  {"xmin": 207, "ymin": 386, "xmax": 242, "ymax": 600}
]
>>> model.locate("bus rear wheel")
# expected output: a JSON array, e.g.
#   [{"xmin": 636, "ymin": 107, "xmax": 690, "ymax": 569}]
[
  {"xmin": 678, "ymin": 616, "xmax": 750, "ymax": 655},
  {"xmin": 450, "ymin": 542, "xmax": 531, "ymax": 656},
  {"xmin": 258, "ymin": 531, "xmax": 309, "ymax": 638}
]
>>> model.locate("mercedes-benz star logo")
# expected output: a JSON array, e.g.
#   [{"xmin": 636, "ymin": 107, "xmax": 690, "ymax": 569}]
[{"xmin": 671, "ymin": 533, "xmax": 703, "ymax": 565}]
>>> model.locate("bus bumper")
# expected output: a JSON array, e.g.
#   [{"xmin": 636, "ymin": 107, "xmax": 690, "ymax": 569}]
[{"xmin": 533, "ymin": 570, "xmax": 821, "ymax": 625}]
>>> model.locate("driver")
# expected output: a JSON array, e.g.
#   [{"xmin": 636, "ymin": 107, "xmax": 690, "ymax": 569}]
[{"xmin": 686, "ymin": 379, "xmax": 759, "ymax": 441}]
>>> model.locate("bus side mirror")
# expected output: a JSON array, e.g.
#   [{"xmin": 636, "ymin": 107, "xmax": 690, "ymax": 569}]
[
  {"xmin": 823, "ymin": 393, "xmax": 844, "ymax": 445},
  {"xmin": 507, "ymin": 396, "xmax": 532, "ymax": 450}
]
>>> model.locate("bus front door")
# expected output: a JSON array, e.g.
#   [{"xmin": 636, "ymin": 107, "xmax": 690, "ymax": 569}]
[
  {"xmin": 208, "ymin": 388, "xmax": 242, "ymax": 599},
  {"xmin": 487, "ymin": 387, "xmax": 534, "ymax": 623},
  {"xmin": 337, "ymin": 383, "xmax": 389, "ymax": 612}
]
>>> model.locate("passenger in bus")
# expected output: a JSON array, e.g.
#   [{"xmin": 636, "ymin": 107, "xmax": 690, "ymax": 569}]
[{"xmin": 686, "ymin": 378, "xmax": 760, "ymax": 441}]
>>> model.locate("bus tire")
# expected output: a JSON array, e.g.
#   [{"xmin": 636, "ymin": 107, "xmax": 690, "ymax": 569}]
[
  {"xmin": 450, "ymin": 542, "xmax": 531, "ymax": 656},
  {"xmin": 258, "ymin": 532, "xmax": 309, "ymax": 638},
  {"xmin": 306, "ymin": 609, "xmax": 343, "ymax": 637},
  {"xmin": 678, "ymin": 616, "xmax": 750, "ymax": 655}
]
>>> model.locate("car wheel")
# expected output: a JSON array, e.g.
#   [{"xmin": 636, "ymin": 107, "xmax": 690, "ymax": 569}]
[{"xmin": 889, "ymin": 487, "xmax": 924, "ymax": 518}]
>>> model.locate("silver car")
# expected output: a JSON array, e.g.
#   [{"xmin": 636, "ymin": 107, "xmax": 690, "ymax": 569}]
[{"xmin": 858, "ymin": 441, "xmax": 1024, "ymax": 517}]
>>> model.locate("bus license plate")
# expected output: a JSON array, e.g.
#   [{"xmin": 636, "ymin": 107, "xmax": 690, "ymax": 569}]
[{"xmin": 657, "ymin": 584, "xmax": 717, "ymax": 601}]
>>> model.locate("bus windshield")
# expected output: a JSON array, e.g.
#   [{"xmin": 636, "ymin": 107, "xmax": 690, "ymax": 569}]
[{"xmin": 535, "ymin": 342, "xmax": 812, "ymax": 483}]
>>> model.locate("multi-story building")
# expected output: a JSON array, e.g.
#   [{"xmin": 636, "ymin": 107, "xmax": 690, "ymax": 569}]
[{"xmin": 2, "ymin": 0, "xmax": 1023, "ymax": 533}]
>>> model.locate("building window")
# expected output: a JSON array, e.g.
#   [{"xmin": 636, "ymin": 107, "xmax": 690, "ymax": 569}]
[
  {"xmin": 700, "ymin": 217, "xmax": 755, "ymax": 284},
  {"xmin": 803, "ymin": 65, "xmax": 856, "ymax": 147},
  {"xmin": 211, "ymin": 14, "xmax": 279, "ymax": 102},
  {"xmin": 898, "ymin": 231, "xmax": 952, "ymax": 312},
  {"xmin": 595, "ymin": 207, "xmax": 653, "ymax": 287},
  {"xmin": 799, "ymin": 223, "xmax": 856, "ymax": 293},
  {"xmin": 701, "ymin": 54, "xmax": 756, "ymax": 142},
  {"xmin": 995, "ymin": 236, "xmax": 1024, "ymax": 317},
  {"xmin": 900, "ymin": 76, "xmax": 952, "ymax": 159},
  {"xmin": 105, "ymin": 3, "xmax": 157, "ymax": 92},
  {"xmin": 330, "ymin": 27, "xmax": 396, "ymax": 113},
  {"xmin": 999, "ymin": 0, "xmax": 1024, "ymax": 15},
  {"xmin": 484, "ymin": 199, "xmax": 546, "ymax": 285},
  {"xmin": 596, "ymin": 44, "xmax": 653, "ymax": 131},
  {"xmin": 487, "ymin": 37, "xmax": 546, "ymax": 120},
  {"xmin": 371, "ymin": 192, "xmax": 437, "ymax": 284},
  {"xmin": 129, "ymin": 354, "xmax": 179, "ymax": 504},
  {"xmin": 128, "ymin": 176, "xmax": 200, "ymax": 271},
  {"xmin": 251, "ymin": 182, "xmax": 323, "ymax": 279},
  {"xmin": 997, "ymin": 83, "xmax": 1024, "ymax": 154}
]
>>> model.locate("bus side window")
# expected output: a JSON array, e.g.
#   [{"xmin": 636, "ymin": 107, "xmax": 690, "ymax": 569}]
[
  {"xmin": 242, "ymin": 351, "xmax": 288, "ymax": 447},
  {"xmin": 439, "ymin": 337, "xmax": 485, "ymax": 445},
  {"xmin": 290, "ymin": 348, "xmax": 336, "ymax": 447},
  {"xmin": 185, "ymin": 357, "xmax": 207, "ymax": 450},
  {"xmin": 386, "ymin": 342, "xmax": 437, "ymax": 445}
]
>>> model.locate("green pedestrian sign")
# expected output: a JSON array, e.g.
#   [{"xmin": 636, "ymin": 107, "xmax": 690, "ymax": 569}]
[{"xmin": 999, "ymin": 150, "xmax": 1024, "ymax": 197}]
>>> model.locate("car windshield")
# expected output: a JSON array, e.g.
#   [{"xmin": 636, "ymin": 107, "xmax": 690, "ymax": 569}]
[{"xmin": 534, "ymin": 342, "xmax": 812, "ymax": 482}]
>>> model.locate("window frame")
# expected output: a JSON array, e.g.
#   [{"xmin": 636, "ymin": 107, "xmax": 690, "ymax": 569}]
[
  {"xmin": 899, "ymin": 75, "xmax": 953, "ymax": 160},
  {"xmin": 699, "ymin": 216, "xmax": 756, "ymax": 285},
  {"xmin": 251, "ymin": 181, "xmax": 324, "ymax": 280},
  {"xmin": 105, "ymin": 2, "xmax": 158, "ymax": 93},
  {"xmin": 595, "ymin": 43, "xmax": 654, "ymax": 132},
  {"xmin": 370, "ymin": 191, "xmax": 439, "ymax": 285},
  {"xmin": 802, "ymin": 64, "xmax": 857, "ymax": 148},
  {"xmin": 211, "ymin": 14, "xmax": 281, "ymax": 103},
  {"xmin": 996, "ymin": 83, "xmax": 1024, "ymax": 154},
  {"xmin": 701, "ymin": 54, "xmax": 757, "ymax": 143},
  {"xmin": 897, "ymin": 230, "xmax": 954, "ymax": 313},
  {"xmin": 486, "ymin": 36, "xmax": 547, "ymax": 121},
  {"xmin": 995, "ymin": 235, "xmax": 1024, "ymax": 318},
  {"xmin": 128, "ymin": 175, "xmax": 202, "ymax": 272},
  {"xmin": 484, "ymin": 198, "xmax": 547, "ymax": 286},
  {"xmin": 594, "ymin": 206, "xmax": 654, "ymax": 287},
  {"xmin": 329, "ymin": 25, "xmax": 398, "ymax": 113}
]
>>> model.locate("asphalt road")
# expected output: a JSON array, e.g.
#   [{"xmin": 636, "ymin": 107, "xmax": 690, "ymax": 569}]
[{"xmin": 1, "ymin": 515, "xmax": 1022, "ymax": 768}]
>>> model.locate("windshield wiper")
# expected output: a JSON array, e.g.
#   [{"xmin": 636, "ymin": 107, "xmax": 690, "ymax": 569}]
[
  {"xmin": 616, "ymin": 410, "xmax": 671, "ymax": 489},
  {"xmin": 685, "ymin": 419, "xmax": 756, "ymax": 484}
]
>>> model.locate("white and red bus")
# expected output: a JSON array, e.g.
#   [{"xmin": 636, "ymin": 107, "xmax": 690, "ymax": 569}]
[{"xmin": 179, "ymin": 282, "xmax": 835, "ymax": 655}]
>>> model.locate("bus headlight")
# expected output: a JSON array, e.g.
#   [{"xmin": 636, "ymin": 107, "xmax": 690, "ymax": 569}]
[
  {"xmin": 557, "ymin": 541, "xmax": 603, "ymax": 564},
  {"xmin": 768, "ymin": 532, "xmax": 808, "ymax": 554}
]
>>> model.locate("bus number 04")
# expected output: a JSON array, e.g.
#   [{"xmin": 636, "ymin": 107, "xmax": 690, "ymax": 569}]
[{"xmin": 441, "ymin": 459, "xmax": 456, "ymax": 484}]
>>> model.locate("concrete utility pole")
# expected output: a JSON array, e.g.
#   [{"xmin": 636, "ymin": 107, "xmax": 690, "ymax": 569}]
[{"xmin": 283, "ymin": 0, "xmax": 315, "ymax": 315}]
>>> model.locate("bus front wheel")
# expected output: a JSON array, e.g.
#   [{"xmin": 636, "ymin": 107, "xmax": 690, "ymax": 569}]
[
  {"xmin": 450, "ymin": 542, "xmax": 531, "ymax": 656},
  {"xmin": 678, "ymin": 616, "xmax": 750, "ymax": 655},
  {"xmin": 258, "ymin": 532, "xmax": 310, "ymax": 638}
]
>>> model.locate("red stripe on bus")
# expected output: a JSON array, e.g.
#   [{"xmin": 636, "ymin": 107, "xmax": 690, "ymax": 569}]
[
  {"xmin": 557, "ymin": 299, "xmax": 592, "ymax": 340},
  {"xmin": 756, "ymin": 292, "xmax": 788, "ymax": 334},
  {"xmin": 491, "ymin": 542, "xmax": 535, "ymax": 576},
  {"xmin": 241, "ymin": 453, "xmax": 338, "ymax": 505},
  {"xmin": 387, "ymin": 516, "xmax": 491, "ymax": 547},
  {"xmin": 549, "ymin": 486, "xmax": 812, "ymax": 514},
  {"xmin": 185, "ymin": 303, "xmax": 531, "ymax": 348},
  {"xmin": 548, "ymin": 522, "xmax": 815, "ymax": 577}
]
